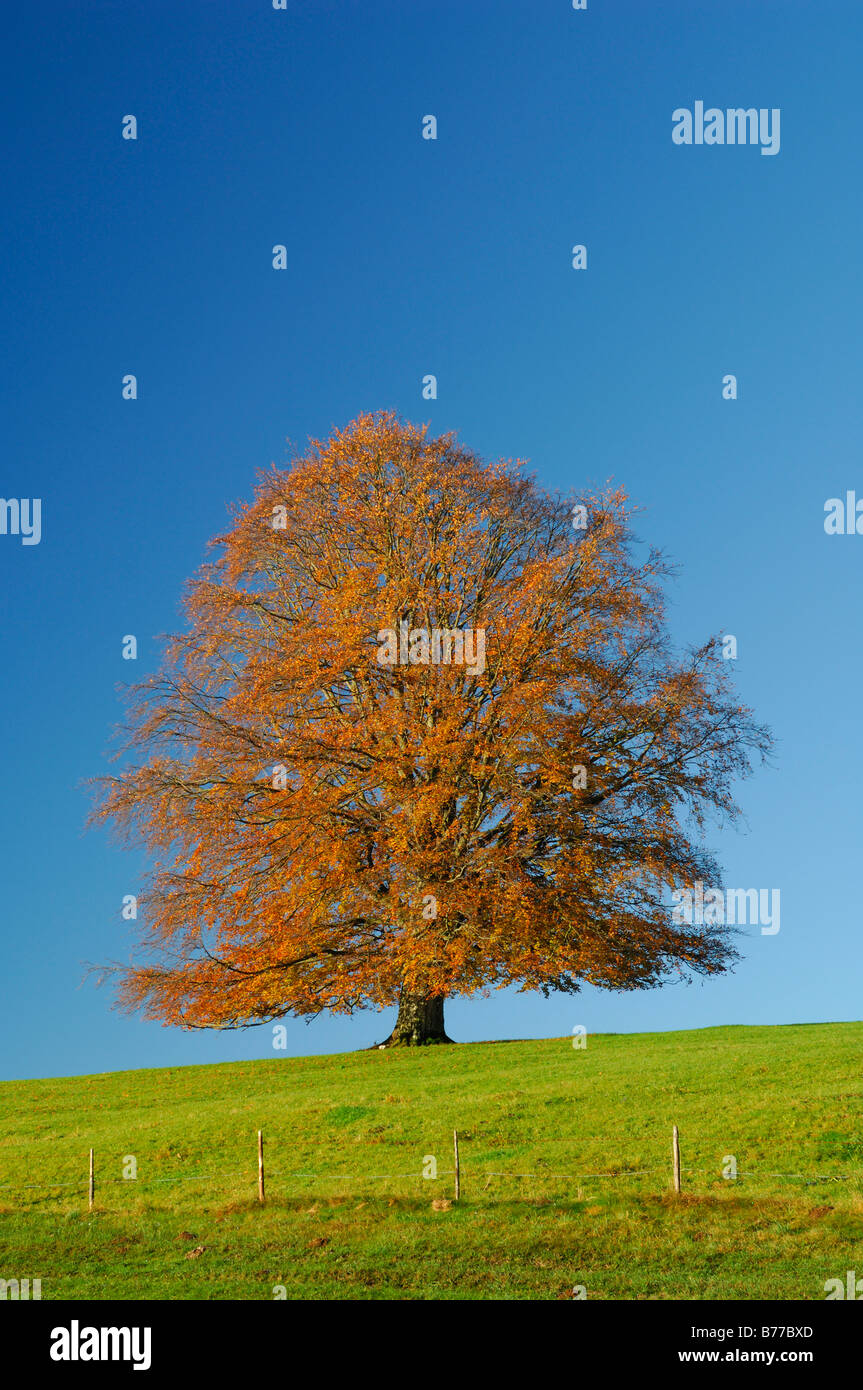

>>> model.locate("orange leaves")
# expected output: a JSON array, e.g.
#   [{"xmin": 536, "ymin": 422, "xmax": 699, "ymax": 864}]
[{"xmin": 91, "ymin": 413, "xmax": 772, "ymax": 1030}]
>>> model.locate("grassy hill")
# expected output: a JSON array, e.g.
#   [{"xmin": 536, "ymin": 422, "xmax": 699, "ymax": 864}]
[{"xmin": 2, "ymin": 1022, "xmax": 863, "ymax": 1300}]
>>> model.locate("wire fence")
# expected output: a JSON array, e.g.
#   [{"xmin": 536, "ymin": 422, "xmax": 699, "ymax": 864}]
[{"xmin": 3, "ymin": 1127, "xmax": 862, "ymax": 1207}]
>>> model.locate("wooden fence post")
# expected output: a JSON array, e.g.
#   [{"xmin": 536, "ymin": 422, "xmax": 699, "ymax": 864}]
[
  {"xmin": 672, "ymin": 1124, "xmax": 681, "ymax": 1194},
  {"xmin": 453, "ymin": 1129, "xmax": 460, "ymax": 1202},
  {"xmin": 258, "ymin": 1129, "xmax": 265, "ymax": 1204},
  {"xmin": 88, "ymin": 1148, "xmax": 94, "ymax": 1211}
]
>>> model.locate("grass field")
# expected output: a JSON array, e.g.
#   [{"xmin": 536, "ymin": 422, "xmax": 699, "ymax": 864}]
[{"xmin": 2, "ymin": 1022, "xmax": 863, "ymax": 1300}]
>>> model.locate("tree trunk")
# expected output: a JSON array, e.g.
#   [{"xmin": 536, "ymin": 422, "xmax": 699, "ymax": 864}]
[{"xmin": 379, "ymin": 988, "xmax": 454, "ymax": 1047}]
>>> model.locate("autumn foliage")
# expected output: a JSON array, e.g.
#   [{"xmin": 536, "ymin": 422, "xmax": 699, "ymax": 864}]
[{"xmin": 93, "ymin": 412, "xmax": 771, "ymax": 1044}]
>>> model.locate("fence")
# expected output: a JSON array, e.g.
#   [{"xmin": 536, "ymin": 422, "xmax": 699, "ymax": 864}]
[{"xmin": 2, "ymin": 1125, "xmax": 862, "ymax": 1210}]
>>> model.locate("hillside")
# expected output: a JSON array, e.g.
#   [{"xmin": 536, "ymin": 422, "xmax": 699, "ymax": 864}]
[{"xmin": 2, "ymin": 1023, "xmax": 863, "ymax": 1300}]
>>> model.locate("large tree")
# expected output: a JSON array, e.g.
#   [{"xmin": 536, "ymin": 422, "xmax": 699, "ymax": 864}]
[{"xmin": 93, "ymin": 412, "xmax": 771, "ymax": 1045}]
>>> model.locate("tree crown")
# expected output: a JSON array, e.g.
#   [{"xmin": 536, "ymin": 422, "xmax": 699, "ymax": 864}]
[{"xmin": 92, "ymin": 412, "xmax": 772, "ymax": 1029}]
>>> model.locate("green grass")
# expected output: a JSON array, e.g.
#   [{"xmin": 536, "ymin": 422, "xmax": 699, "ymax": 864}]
[{"xmin": 3, "ymin": 1022, "xmax": 863, "ymax": 1300}]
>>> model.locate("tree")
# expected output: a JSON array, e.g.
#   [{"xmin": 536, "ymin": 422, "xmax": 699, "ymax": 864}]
[{"xmin": 92, "ymin": 412, "xmax": 772, "ymax": 1045}]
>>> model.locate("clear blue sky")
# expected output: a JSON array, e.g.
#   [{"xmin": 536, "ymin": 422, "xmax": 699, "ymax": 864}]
[{"xmin": 2, "ymin": 0, "xmax": 861, "ymax": 1081}]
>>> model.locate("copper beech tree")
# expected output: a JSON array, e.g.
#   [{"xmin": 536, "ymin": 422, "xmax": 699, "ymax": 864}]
[{"xmin": 93, "ymin": 412, "xmax": 771, "ymax": 1046}]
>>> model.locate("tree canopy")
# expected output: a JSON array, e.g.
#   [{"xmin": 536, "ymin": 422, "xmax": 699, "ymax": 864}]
[{"xmin": 93, "ymin": 412, "xmax": 771, "ymax": 1044}]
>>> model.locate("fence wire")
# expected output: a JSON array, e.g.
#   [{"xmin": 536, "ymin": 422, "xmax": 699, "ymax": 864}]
[{"xmin": 3, "ymin": 1160, "xmax": 863, "ymax": 1201}]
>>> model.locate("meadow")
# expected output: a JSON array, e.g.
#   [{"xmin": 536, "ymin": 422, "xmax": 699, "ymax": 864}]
[{"xmin": 2, "ymin": 1022, "xmax": 862, "ymax": 1300}]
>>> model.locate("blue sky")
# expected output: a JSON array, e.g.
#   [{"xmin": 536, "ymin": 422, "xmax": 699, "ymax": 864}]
[{"xmin": 2, "ymin": 0, "xmax": 861, "ymax": 1080}]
